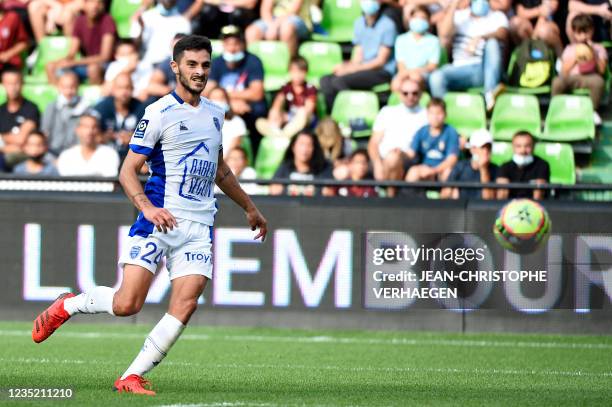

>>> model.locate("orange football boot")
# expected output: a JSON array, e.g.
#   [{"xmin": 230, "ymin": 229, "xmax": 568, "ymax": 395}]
[
  {"xmin": 113, "ymin": 374, "xmax": 156, "ymax": 395},
  {"xmin": 32, "ymin": 292, "xmax": 75, "ymax": 343}
]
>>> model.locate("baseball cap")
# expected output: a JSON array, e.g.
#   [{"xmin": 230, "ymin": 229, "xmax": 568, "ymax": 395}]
[
  {"xmin": 467, "ymin": 129, "xmax": 493, "ymax": 148},
  {"xmin": 220, "ymin": 25, "xmax": 242, "ymax": 40}
]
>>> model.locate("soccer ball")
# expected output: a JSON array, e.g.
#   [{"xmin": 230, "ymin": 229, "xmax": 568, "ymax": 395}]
[{"xmin": 493, "ymin": 199, "xmax": 551, "ymax": 254}]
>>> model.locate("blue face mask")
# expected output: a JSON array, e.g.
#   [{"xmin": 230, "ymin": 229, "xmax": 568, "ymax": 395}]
[
  {"xmin": 222, "ymin": 51, "xmax": 245, "ymax": 63},
  {"xmin": 471, "ymin": 0, "xmax": 490, "ymax": 17},
  {"xmin": 409, "ymin": 18, "xmax": 429, "ymax": 34},
  {"xmin": 156, "ymin": 3, "xmax": 179, "ymax": 16},
  {"xmin": 360, "ymin": 0, "xmax": 380, "ymax": 16}
]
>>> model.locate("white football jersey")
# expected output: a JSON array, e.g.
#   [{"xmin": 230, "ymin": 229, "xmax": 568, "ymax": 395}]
[{"xmin": 128, "ymin": 91, "xmax": 224, "ymax": 237}]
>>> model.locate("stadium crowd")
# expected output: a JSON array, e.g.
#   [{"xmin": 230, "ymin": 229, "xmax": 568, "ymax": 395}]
[{"xmin": 0, "ymin": 0, "xmax": 609, "ymax": 198}]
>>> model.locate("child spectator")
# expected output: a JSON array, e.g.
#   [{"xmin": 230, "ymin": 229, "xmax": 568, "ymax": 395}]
[
  {"xmin": 315, "ymin": 117, "xmax": 352, "ymax": 179},
  {"xmin": 245, "ymin": 0, "xmax": 312, "ymax": 56},
  {"xmin": 392, "ymin": 5, "xmax": 440, "ymax": 92},
  {"xmin": 208, "ymin": 86, "xmax": 247, "ymax": 157},
  {"xmin": 13, "ymin": 131, "xmax": 59, "ymax": 176},
  {"xmin": 256, "ymin": 56, "xmax": 316, "ymax": 139},
  {"xmin": 320, "ymin": 1, "xmax": 397, "ymax": 113},
  {"xmin": 334, "ymin": 149, "xmax": 378, "ymax": 198},
  {"xmin": 441, "ymin": 129, "xmax": 497, "ymax": 200},
  {"xmin": 552, "ymin": 14, "xmax": 607, "ymax": 123},
  {"xmin": 219, "ymin": 146, "xmax": 261, "ymax": 195},
  {"xmin": 270, "ymin": 131, "xmax": 334, "ymax": 196},
  {"xmin": 405, "ymin": 97, "xmax": 460, "ymax": 182},
  {"xmin": 0, "ymin": 3, "xmax": 28, "ymax": 73},
  {"xmin": 46, "ymin": 0, "xmax": 116, "ymax": 85},
  {"xmin": 567, "ymin": 0, "xmax": 612, "ymax": 44}
]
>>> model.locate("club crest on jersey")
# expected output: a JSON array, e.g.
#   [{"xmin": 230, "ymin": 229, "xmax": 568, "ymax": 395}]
[
  {"xmin": 130, "ymin": 246, "xmax": 141, "ymax": 259},
  {"xmin": 213, "ymin": 117, "xmax": 221, "ymax": 132},
  {"xmin": 133, "ymin": 119, "xmax": 149, "ymax": 138}
]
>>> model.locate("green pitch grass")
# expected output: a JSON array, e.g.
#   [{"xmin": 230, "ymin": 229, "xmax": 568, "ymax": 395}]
[{"xmin": 0, "ymin": 321, "xmax": 611, "ymax": 406}]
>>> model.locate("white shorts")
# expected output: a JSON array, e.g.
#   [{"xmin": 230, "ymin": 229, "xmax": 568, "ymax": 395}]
[{"xmin": 118, "ymin": 218, "xmax": 213, "ymax": 280}]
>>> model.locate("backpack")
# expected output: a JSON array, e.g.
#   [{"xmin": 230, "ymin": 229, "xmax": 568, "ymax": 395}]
[{"xmin": 508, "ymin": 39, "xmax": 556, "ymax": 88}]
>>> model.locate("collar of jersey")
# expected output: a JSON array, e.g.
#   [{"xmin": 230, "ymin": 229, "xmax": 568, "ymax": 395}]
[{"xmin": 171, "ymin": 90, "xmax": 202, "ymax": 109}]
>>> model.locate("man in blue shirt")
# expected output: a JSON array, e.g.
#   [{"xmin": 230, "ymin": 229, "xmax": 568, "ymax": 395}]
[
  {"xmin": 204, "ymin": 25, "xmax": 266, "ymax": 152},
  {"xmin": 319, "ymin": 2, "xmax": 397, "ymax": 113},
  {"xmin": 405, "ymin": 97, "xmax": 460, "ymax": 182}
]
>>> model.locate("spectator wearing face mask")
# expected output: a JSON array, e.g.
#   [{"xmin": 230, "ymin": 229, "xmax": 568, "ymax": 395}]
[
  {"xmin": 496, "ymin": 130, "xmax": 549, "ymax": 200},
  {"xmin": 441, "ymin": 129, "xmax": 497, "ymax": 200},
  {"xmin": 207, "ymin": 86, "xmax": 248, "ymax": 157},
  {"xmin": 392, "ymin": 5, "xmax": 441, "ymax": 92},
  {"xmin": 41, "ymin": 71, "xmax": 89, "ymax": 156},
  {"xmin": 13, "ymin": 131, "xmax": 59, "ymax": 176}
]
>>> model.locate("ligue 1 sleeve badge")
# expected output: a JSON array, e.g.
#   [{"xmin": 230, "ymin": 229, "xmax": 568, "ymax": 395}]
[{"xmin": 134, "ymin": 119, "xmax": 149, "ymax": 139}]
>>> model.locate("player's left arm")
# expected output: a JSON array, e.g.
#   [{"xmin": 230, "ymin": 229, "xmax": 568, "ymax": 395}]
[{"xmin": 215, "ymin": 151, "xmax": 268, "ymax": 241}]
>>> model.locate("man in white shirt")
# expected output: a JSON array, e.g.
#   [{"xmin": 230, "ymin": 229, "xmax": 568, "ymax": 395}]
[
  {"xmin": 429, "ymin": 0, "xmax": 509, "ymax": 110},
  {"xmin": 368, "ymin": 77, "xmax": 428, "ymax": 197},
  {"xmin": 57, "ymin": 114, "xmax": 120, "ymax": 177}
]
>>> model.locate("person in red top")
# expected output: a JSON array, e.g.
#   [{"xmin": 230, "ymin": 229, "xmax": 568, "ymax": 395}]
[
  {"xmin": 0, "ymin": 2, "xmax": 28, "ymax": 72},
  {"xmin": 333, "ymin": 149, "xmax": 378, "ymax": 198},
  {"xmin": 256, "ymin": 55, "xmax": 316, "ymax": 139},
  {"xmin": 46, "ymin": 0, "xmax": 115, "ymax": 85}
]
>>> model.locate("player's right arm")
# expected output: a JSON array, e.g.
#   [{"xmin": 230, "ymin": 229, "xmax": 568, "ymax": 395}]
[{"xmin": 120, "ymin": 152, "xmax": 177, "ymax": 233}]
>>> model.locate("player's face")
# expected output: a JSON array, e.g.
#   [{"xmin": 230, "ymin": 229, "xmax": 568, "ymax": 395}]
[{"xmin": 174, "ymin": 49, "xmax": 211, "ymax": 96}]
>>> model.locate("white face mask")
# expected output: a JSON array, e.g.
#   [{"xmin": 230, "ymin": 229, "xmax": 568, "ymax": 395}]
[
  {"xmin": 512, "ymin": 153, "xmax": 534, "ymax": 167},
  {"xmin": 471, "ymin": 153, "xmax": 480, "ymax": 164}
]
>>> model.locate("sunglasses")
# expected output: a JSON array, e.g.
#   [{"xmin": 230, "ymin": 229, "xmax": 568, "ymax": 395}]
[{"xmin": 401, "ymin": 91, "xmax": 420, "ymax": 96}]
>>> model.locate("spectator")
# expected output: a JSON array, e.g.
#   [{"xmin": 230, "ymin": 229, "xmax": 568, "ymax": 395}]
[
  {"xmin": 144, "ymin": 33, "xmax": 186, "ymax": 101},
  {"xmin": 256, "ymin": 56, "xmax": 316, "ymax": 139},
  {"xmin": 0, "ymin": 2, "xmax": 28, "ymax": 72},
  {"xmin": 430, "ymin": 0, "xmax": 509, "ymax": 111},
  {"xmin": 27, "ymin": 0, "xmax": 82, "ymax": 42},
  {"xmin": 41, "ymin": 71, "xmax": 89, "ymax": 156},
  {"xmin": 552, "ymin": 14, "xmax": 607, "ymax": 123},
  {"xmin": 218, "ymin": 146, "xmax": 260, "ymax": 195},
  {"xmin": 0, "ymin": 68, "xmax": 39, "ymax": 157},
  {"xmin": 368, "ymin": 77, "xmax": 428, "ymax": 197},
  {"xmin": 496, "ymin": 130, "xmax": 549, "ymax": 200},
  {"xmin": 510, "ymin": 0, "xmax": 563, "ymax": 56},
  {"xmin": 270, "ymin": 131, "xmax": 334, "ymax": 196},
  {"xmin": 392, "ymin": 5, "xmax": 441, "ymax": 92},
  {"xmin": 194, "ymin": 0, "xmax": 258, "ymax": 39},
  {"xmin": 315, "ymin": 117, "xmax": 350, "ymax": 163},
  {"xmin": 46, "ymin": 0, "xmax": 116, "ymax": 85},
  {"xmin": 57, "ymin": 113, "xmax": 120, "ymax": 177},
  {"xmin": 131, "ymin": 0, "xmax": 201, "ymax": 66},
  {"xmin": 404, "ymin": 97, "xmax": 459, "ymax": 183},
  {"xmin": 245, "ymin": 0, "xmax": 312, "ymax": 56},
  {"xmin": 334, "ymin": 149, "xmax": 378, "ymax": 198},
  {"xmin": 94, "ymin": 73, "xmax": 145, "ymax": 161},
  {"xmin": 205, "ymin": 25, "xmax": 266, "ymax": 152},
  {"xmin": 441, "ymin": 128, "xmax": 497, "ymax": 199},
  {"xmin": 567, "ymin": 0, "xmax": 611, "ymax": 44},
  {"xmin": 103, "ymin": 40, "xmax": 154, "ymax": 100},
  {"xmin": 208, "ymin": 86, "xmax": 247, "ymax": 157},
  {"xmin": 320, "ymin": 1, "xmax": 397, "ymax": 113},
  {"xmin": 13, "ymin": 131, "xmax": 59, "ymax": 175}
]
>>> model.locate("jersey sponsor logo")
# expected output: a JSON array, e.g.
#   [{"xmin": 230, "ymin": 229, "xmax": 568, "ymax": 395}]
[
  {"xmin": 213, "ymin": 117, "xmax": 221, "ymax": 132},
  {"xmin": 130, "ymin": 245, "xmax": 141, "ymax": 259},
  {"xmin": 179, "ymin": 121, "xmax": 189, "ymax": 131},
  {"xmin": 184, "ymin": 251, "xmax": 212, "ymax": 263},
  {"xmin": 133, "ymin": 119, "xmax": 149, "ymax": 138},
  {"xmin": 178, "ymin": 142, "xmax": 216, "ymax": 202}
]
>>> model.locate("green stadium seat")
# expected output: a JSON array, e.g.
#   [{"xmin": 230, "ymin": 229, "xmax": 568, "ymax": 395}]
[
  {"xmin": 22, "ymin": 84, "xmax": 58, "ymax": 114},
  {"xmin": 490, "ymin": 94, "xmax": 541, "ymax": 141},
  {"xmin": 255, "ymin": 136, "xmax": 290, "ymax": 179},
  {"xmin": 541, "ymin": 95, "xmax": 595, "ymax": 142},
  {"xmin": 25, "ymin": 36, "xmax": 72, "ymax": 84},
  {"xmin": 110, "ymin": 0, "xmax": 142, "ymax": 38},
  {"xmin": 247, "ymin": 41, "xmax": 290, "ymax": 92},
  {"xmin": 331, "ymin": 90, "xmax": 379, "ymax": 138},
  {"xmin": 240, "ymin": 135, "xmax": 254, "ymax": 166},
  {"xmin": 443, "ymin": 92, "xmax": 486, "ymax": 138},
  {"xmin": 78, "ymin": 85, "xmax": 103, "ymax": 106},
  {"xmin": 490, "ymin": 141, "xmax": 575, "ymax": 184},
  {"xmin": 387, "ymin": 91, "xmax": 430, "ymax": 107},
  {"xmin": 311, "ymin": 0, "xmax": 361, "ymax": 43},
  {"xmin": 534, "ymin": 142, "xmax": 575, "ymax": 184},
  {"xmin": 211, "ymin": 39, "xmax": 223, "ymax": 59},
  {"xmin": 579, "ymin": 145, "xmax": 612, "ymax": 184},
  {"xmin": 0, "ymin": 85, "xmax": 5, "ymax": 105},
  {"xmin": 298, "ymin": 41, "xmax": 342, "ymax": 87}
]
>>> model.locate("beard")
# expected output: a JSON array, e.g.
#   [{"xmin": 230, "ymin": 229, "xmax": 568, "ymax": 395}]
[{"xmin": 177, "ymin": 69, "xmax": 207, "ymax": 96}]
